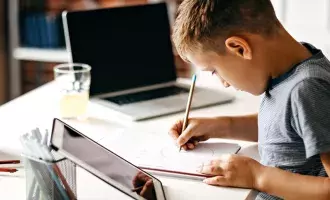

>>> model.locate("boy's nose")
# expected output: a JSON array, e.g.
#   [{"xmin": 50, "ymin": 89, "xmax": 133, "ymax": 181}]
[
  {"xmin": 223, "ymin": 81, "xmax": 231, "ymax": 88},
  {"xmin": 218, "ymin": 76, "xmax": 231, "ymax": 88}
]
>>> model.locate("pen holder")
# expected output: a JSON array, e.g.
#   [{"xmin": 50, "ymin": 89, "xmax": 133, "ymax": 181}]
[{"xmin": 22, "ymin": 152, "xmax": 77, "ymax": 200}]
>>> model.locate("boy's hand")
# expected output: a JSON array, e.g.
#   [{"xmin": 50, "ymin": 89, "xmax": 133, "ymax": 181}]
[
  {"xmin": 198, "ymin": 155, "xmax": 263, "ymax": 189},
  {"xmin": 168, "ymin": 117, "xmax": 230, "ymax": 150},
  {"xmin": 132, "ymin": 172, "xmax": 156, "ymax": 200}
]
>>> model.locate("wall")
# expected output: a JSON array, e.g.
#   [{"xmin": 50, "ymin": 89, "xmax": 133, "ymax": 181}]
[
  {"xmin": 271, "ymin": 0, "xmax": 330, "ymax": 57},
  {"xmin": 0, "ymin": 1, "xmax": 7, "ymax": 104}
]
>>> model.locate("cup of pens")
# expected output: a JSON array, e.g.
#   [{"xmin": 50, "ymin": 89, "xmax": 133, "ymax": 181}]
[
  {"xmin": 54, "ymin": 63, "xmax": 91, "ymax": 119},
  {"xmin": 21, "ymin": 129, "xmax": 77, "ymax": 200}
]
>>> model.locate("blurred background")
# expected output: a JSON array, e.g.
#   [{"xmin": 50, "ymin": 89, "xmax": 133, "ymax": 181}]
[{"xmin": 0, "ymin": 0, "xmax": 329, "ymax": 105}]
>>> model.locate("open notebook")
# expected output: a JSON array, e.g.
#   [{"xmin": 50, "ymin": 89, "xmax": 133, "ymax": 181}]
[{"xmin": 99, "ymin": 131, "xmax": 241, "ymax": 180}]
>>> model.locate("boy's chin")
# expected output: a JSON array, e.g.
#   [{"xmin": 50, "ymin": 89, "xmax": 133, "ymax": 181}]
[
  {"xmin": 231, "ymin": 86, "xmax": 243, "ymax": 92},
  {"xmin": 252, "ymin": 90, "xmax": 266, "ymax": 96},
  {"xmin": 228, "ymin": 86, "xmax": 263, "ymax": 96},
  {"xmin": 241, "ymin": 88, "xmax": 265, "ymax": 96}
]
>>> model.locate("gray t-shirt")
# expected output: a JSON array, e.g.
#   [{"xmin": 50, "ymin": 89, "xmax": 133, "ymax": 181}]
[{"xmin": 256, "ymin": 43, "xmax": 330, "ymax": 200}]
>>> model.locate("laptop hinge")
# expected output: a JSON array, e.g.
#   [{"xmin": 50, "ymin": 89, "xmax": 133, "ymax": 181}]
[{"xmin": 93, "ymin": 81, "xmax": 177, "ymax": 98}]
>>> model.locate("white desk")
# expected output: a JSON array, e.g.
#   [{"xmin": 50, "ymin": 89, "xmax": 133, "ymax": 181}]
[{"xmin": 0, "ymin": 74, "xmax": 260, "ymax": 200}]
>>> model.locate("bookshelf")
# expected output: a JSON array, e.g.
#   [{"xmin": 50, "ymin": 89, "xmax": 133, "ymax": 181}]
[
  {"xmin": 0, "ymin": 1, "xmax": 6, "ymax": 104},
  {"xmin": 8, "ymin": 0, "xmax": 69, "ymax": 98},
  {"xmin": 8, "ymin": 0, "xmax": 20, "ymax": 99},
  {"xmin": 13, "ymin": 47, "xmax": 68, "ymax": 62}
]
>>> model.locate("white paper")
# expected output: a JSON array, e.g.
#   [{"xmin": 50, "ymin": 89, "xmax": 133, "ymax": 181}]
[{"xmin": 99, "ymin": 132, "xmax": 240, "ymax": 176}]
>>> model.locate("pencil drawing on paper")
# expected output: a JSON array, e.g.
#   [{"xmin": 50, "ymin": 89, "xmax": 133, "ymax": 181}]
[{"xmin": 160, "ymin": 145, "xmax": 215, "ymax": 159}]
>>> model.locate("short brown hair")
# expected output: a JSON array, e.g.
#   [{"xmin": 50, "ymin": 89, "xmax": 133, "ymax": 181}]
[{"xmin": 173, "ymin": 0, "xmax": 281, "ymax": 60}]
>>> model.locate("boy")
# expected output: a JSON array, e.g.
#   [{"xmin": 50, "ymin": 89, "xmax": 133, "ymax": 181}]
[{"xmin": 168, "ymin": 0, "xmax": 330, "ymax": 199}]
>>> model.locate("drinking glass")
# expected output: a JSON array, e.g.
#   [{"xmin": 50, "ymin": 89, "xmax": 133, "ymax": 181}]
[{"xmin": 54, "ymin": 63, "xmax": 91, "ymax": 119}]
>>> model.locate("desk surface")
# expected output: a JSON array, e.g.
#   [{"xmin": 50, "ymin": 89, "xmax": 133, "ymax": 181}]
[{"xmin": 0, "ymin": 74, "xmax": 260, "ymax": 200}]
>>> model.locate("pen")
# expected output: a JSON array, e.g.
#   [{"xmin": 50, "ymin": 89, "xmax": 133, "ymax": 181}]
[
  {"xmin": 179, "ymin": 74, "xmax": 197, "ymax": 152},
  {"xmin": 0, "ymin": 160, "xmax": 20, "ymax": 164},
  {"xmin": 131, "ymin": 186, "xmax": 144, "ymax": 192},
  {"xmin": 0, "ymin": 160, "xmax": 20, "ymax": 173},
  {"xmin": 0, "ymin": 168, "xmax": 18, "ymax": 173}
]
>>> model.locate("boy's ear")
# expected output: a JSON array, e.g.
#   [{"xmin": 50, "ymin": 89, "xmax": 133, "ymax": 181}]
[{"xmin": 225, "ymin": 37, "xmax": 252, "ymax": 60}]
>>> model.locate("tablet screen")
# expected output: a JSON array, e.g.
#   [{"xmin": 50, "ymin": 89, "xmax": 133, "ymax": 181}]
[{"xmin": 51, "ymin": 118, "xmax": 166, "ymax": 200}]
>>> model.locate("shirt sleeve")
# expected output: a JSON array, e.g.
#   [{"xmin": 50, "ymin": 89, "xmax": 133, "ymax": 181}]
[{"xmin": 291, "ymin": 78, "xmax": 330, "ymax": 158}]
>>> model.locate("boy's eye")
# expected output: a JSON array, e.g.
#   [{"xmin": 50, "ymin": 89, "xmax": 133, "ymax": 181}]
[{"xmin": 211, "ymin": 70, "xmax": 216, "ymax": 75}]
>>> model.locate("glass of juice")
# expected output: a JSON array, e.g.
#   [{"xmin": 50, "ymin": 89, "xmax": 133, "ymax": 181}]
[{"xmin": 54, "ymin": 63, "xmax": 91, "ymax": 119}]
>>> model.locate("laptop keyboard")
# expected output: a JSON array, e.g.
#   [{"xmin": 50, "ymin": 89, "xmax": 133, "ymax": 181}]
[{"xmin": 103, "ymin": 86, "xmax": 189, "ymax": 105}]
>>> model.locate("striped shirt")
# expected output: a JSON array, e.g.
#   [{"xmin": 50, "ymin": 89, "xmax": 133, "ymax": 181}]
[{"xmin": 256, "ymin": 43, "xmax": 330, "ymax": 200}]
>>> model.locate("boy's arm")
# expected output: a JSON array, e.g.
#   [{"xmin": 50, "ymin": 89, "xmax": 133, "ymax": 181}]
[
  {"xmin": 258, "ymin": 78, "xmax": 330, "ymax": 199},
  {"xmin": 202, "ymin": 79, "xmax": 330, "ymax": 198},
  {"xmin": 257, "ymin": 153, "xmax": 330, "ymax": 200},
  {"xmin": 321, "ymin": 152, "xmax": 330, "ymax": 175},
  {"xmin": 200, "ymin": 154, "xmax": 330, "ymax": 200},
  {"xmin": 221, "ymin": 113, "xmax": 258, "ymax": 142}
]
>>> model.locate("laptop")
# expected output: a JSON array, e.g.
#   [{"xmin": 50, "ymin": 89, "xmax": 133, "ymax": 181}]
[{"xmin": 62, "ymin": 2, "xmax": 234, "ymax": 121}]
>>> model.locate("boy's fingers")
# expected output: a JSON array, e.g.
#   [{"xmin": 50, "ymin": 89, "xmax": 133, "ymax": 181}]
[
  {"xmin": 168, "ymin": 130, "xmax": 192, "ymax": 151},
  {"xmin": 193, "ymin": 140, "xmax": 199, "ymax": 146},
  {"xmin": 174, "ymin": 119, "xmax": 183, "ymax": 131},
  {"xmin": 187, "ymin": 143, "xmax": 195, "ymax": 149},
  {"xmin": 140, "ymin": 180, "xmax": 154, "ymax": 196},
  {"xmin": 197, "ymin": 163, "xmax": 223, "ymax": 175},
  {"xmin": 203, "ymin": 176, "xmax": 229, "ymax": 186},
  {"xmin": 177, "ymin": 125, "xmax": 194, "ymax": 146},
  {"xmin": 168, "ymin": 129, "xmax": 180, "ymax": 141},
  {"xmin": 168, "ymin": 120, "xmax": 183, "ymax": 141}
]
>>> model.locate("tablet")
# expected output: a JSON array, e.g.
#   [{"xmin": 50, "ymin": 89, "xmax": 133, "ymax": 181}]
[{"xmin": 50, "ymin": 118, "xmax": 166, "ymax": 200}]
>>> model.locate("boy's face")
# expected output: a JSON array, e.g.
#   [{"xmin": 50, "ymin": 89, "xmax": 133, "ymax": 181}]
[{"xmin": 186, "ymin": 48, "xmax": 268, "ymax": 95}]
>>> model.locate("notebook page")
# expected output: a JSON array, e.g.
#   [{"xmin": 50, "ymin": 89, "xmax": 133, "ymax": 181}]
[{"xmin": 99, "ymin": 132, "xmax": 240, "ymax": 176}]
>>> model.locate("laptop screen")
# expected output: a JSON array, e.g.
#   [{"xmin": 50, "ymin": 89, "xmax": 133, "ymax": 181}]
[{"xmin": 64, "ymin": 3, "xmax": 177, "ymax": 96}]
